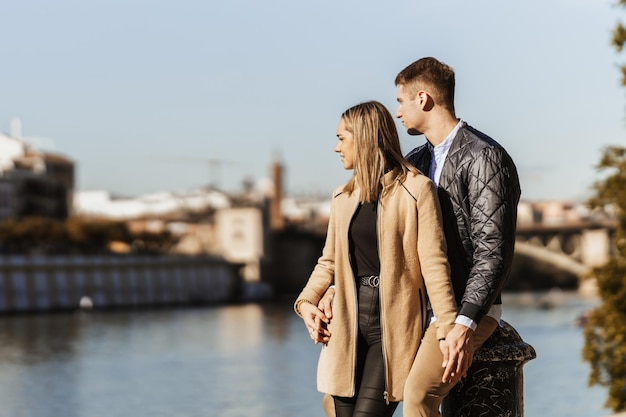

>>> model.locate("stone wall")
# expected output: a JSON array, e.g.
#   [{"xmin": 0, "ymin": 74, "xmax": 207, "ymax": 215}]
[{"xmin": 0, "ymin": 255, "xmax": 241, "ymax": 313}]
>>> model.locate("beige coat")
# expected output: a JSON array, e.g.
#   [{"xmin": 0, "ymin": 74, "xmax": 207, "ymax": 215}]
[{"xmin": 295, "ymin": 169, "xmax": 458, "ymax": 402}]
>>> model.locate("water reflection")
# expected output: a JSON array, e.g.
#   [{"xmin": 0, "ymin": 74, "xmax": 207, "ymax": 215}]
[
  {"xmin": 0, "ymin": 294, "xmax": 611, "ymax": 417},
  {"xmin": 0, "ymin": 313, "xmax": 84, "ymax": 417},
  {"xmin": 0, "ymin": 314, "xmax": 81, "ymax": 364},
  {"xmin": 216, "ymin": 304, "xmax": 265, "ymax": 352}
]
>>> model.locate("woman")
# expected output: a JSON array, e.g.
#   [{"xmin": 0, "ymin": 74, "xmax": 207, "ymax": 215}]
[{"xmin": 294, "ymin": 101, "xmax": 459, "ymax": 417}]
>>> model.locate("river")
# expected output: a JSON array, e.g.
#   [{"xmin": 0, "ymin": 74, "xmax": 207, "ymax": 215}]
[{"xmin": 0, "ymin": 291, "xmax": 611, "ymax": 417}]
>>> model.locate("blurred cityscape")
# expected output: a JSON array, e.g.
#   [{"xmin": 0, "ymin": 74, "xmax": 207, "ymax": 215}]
[{"xmin": 0, "ymin": 120, "xmax": 617, "ymax": 313}]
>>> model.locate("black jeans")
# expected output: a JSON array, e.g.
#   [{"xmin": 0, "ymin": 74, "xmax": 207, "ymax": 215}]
[{"xmin": 333, "ymin": 284, "xmax": 399, "ymax": 417}]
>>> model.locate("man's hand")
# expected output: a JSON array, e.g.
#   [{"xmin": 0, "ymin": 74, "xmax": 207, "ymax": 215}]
[
  {"xmin": 440, "ymin": 324, "xmax": 475, "ymax": 384},
  {"xmin": 318, "ymin": 287, "xmax": 335, "ymax": 321},
  {"xmin": 300, "ymin": 302, "xmax": 331, "ymax": 344}
]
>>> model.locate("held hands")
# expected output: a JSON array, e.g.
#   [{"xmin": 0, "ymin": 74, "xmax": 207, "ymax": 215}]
[
  {"xmin": 318, "ymin": 287, "xmax": 335, "ymax": 321},
  {"xmin": 440, "ymin": 323, "xmax": 475, "ymax": 384},
  {"xmin": 300, "ymin": 302, "xmax": 331, "ymax": 345},
  {"xmin": 300, "ymin": 287, "xmax": 335, "ymax": 345}
]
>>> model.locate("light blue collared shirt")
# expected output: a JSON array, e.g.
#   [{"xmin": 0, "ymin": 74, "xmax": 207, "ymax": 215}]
[{"xmin": 428, "ymin": 119, "xmax": 462, "ymax": 187}]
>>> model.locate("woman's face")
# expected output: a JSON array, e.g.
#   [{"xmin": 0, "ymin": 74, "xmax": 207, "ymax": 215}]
[{"xmin": 334, "ymin": 118, "xmax": 355, "ymax": 170}]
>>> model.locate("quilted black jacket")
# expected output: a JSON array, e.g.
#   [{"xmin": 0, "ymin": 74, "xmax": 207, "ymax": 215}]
[{"xmin": 405, "ymin": 122, "xmax": 521, "ymax": 323}]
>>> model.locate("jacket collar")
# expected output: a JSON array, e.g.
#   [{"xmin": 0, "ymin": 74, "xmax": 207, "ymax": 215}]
[
  {"xmin": 381, "ymin": 167, "xmax": 401, "ymax": 189},
  {"xmin": 336, "ymin": 168, "xmax": 402, "ymax": 201},
  {"xmin": 439, "ymin": 121, "xmax": 468, "ymax": 189}
]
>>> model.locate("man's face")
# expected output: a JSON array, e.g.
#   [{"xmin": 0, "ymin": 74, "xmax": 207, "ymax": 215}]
[
  {"xmin": 396, "ymin": 84, "xmax": 424, "ymax": 136},
  {"xmin": 334, "ymin": 118, "xmax": 355, "ymax": 170}
]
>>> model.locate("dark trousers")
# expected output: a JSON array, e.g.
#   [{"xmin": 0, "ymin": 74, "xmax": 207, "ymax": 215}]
[{"xmin": 333, "ymin": 285, "xmax": 399, "ymax": 417}]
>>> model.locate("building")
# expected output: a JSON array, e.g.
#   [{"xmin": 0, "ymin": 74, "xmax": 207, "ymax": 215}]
[
  {"xmin": 0, "ymin": 120, "xmax": 75, "ymax": 220},
  {"xmin": 73, "ymin": 188, "xmax": 231, "ymax": 221}
]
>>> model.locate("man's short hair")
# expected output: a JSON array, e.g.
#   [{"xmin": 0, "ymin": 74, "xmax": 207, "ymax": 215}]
[{"xmin": 395, "ymin": 57, "xmax": 456, "ymax": 112}]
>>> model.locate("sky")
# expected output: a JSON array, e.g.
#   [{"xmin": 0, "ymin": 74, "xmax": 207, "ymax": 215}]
[{"xmin": 1, "ymin": 0, "xmax": 624, "ymax": 203}]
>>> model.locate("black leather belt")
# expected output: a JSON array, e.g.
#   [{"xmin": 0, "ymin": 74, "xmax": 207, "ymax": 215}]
[{"xmin": 359, "ymin": 275, "xmax": 380, "ymax": 288}]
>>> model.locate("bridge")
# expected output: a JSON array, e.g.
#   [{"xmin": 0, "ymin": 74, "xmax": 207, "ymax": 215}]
[{"xmin": 514, "ymin": 220, "xmax": 617, "ymax": 289}]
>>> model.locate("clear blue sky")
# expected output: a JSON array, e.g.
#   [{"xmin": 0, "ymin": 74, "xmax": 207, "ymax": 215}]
[{"xmin": 1, "ymin": 0, "xmax": 623, "ymax": 202}]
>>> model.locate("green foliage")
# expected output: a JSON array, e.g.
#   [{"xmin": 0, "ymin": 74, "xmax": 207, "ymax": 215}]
[
  {"xmin": 583, "ymin": 6, "xmax": 626, "ymax": 409},
  {"xmin": 583, "ymin": 144, "xmax": 626, "ymax": 412},
  {"xmin": 0, "ymin": 217, "xmax": 68, "ymax": 252},
  {"xmin": 614, "ymin": 5, "xmax": 626, "ymax": 85},
  {"xmin": 0, "ymin": 217, "xmax": 176, "ymax": 255},
  {"xmin": 583, "ymin": 258, "xmax": 626, "ymax": 411},
  {"xmin": 612, "ymin": 22, "xmax": 626, "ymax": 53}
]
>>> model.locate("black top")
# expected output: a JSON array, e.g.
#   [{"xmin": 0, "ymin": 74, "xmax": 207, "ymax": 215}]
[{"xmin": 348, "ymin": 201, "xmax": 380, "ymax": 278}]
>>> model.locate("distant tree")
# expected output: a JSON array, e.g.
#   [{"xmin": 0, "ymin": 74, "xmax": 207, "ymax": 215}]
[
  {"xmin": 65, "ymin": 218, "xmax": 131, "ymax": 254},
  {"xmin": 130, "ymin": 230, "xmax": 176, "ymax": 254},
  {"xmin": 0, "ymin": 217, "xmax": 177, "ymax": 255},
  {"xmin": 0, "ymin": 217, "xmax": 68, "ymax": 253},
  {"xmin": 613, "ymin": 0, "xmax": 626, "ymax": 86},
  {"xmin": 583, "ymin": 146, "xmax": 626, "ymax": 412},
  {"xmin": 582, "ymin": 2, "xmax": 626, "ymax": 412}
]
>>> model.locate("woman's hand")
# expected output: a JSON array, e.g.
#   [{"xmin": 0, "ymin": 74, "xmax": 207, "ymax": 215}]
[
  {"xmin": 300, "ymin": 302, "xmax": 331, "ymax": 345},
  {"xmin": 317, "ymin": 287, "xmax": 335, "ymax": 321}
]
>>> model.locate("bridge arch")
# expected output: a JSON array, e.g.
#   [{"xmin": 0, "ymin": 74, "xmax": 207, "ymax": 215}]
[{"xmin": 508, "ymin": 221, "xmax": 615, "ymax": 291}]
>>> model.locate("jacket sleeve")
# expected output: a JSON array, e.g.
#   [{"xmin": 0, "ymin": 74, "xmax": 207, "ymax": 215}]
[
  {"xmin": 458, "ymin": 147, "xmax": 520, "ymax": 321},
  {"xmin": 416, "ymin": 179, "xmax": 458, "ymax": 340}
]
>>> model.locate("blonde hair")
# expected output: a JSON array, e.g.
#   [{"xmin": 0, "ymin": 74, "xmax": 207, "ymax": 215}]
[{"xmin": 341, "ymin": 101, "xmax": 417, "ymax": 202}]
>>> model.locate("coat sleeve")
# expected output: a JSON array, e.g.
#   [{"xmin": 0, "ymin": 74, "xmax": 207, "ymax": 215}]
[
  {"xmin": 416, "ymin": 179, "xmax": 458, "ymax": 340},
  {"xmin": 459, "ymin": 147, "xmax": 520, "ymax": 321}
]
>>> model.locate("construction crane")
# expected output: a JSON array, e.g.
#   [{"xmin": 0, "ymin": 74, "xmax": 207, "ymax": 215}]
[
  {"xmin": 206, "ymin": 158, "xmax": 237, "ymax": 189},
  {"xmin": 154, "ymin": 156, "xmax": 237, "ymax": 190}
]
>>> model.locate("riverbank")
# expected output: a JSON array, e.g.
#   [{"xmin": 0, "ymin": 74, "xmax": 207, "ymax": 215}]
[{"xmin": 0, "ymin": 254, "xmax": 242, "ymax": 313}]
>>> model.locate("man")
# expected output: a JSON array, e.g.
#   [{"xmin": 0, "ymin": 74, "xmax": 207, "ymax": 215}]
[
  {"xmin": 317, "ymin": 57, "xmax": 520, "ymax": 417},
  {"xmin": 395, "ymin": 57, "xmax": 520, "ymax": 417}
]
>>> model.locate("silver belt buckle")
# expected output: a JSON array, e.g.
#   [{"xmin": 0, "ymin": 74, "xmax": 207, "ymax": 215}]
[{"xmin": 362, "ymin": 275, "xmax": 379, "ymax": 287}]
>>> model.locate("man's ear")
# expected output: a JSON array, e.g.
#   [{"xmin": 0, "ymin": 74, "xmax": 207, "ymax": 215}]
[
  {"xmin": 415, "ymin": 91, "xmax": 424, "ymax": 105},
  {"xmin": 418, "ymin": 91, "xmax": 434, "ymax": 111}
]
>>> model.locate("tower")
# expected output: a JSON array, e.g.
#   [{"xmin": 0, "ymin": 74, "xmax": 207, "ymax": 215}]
[{"xmin": 269, "ymin": 158, "xmax": 284, "ymax": 231}]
